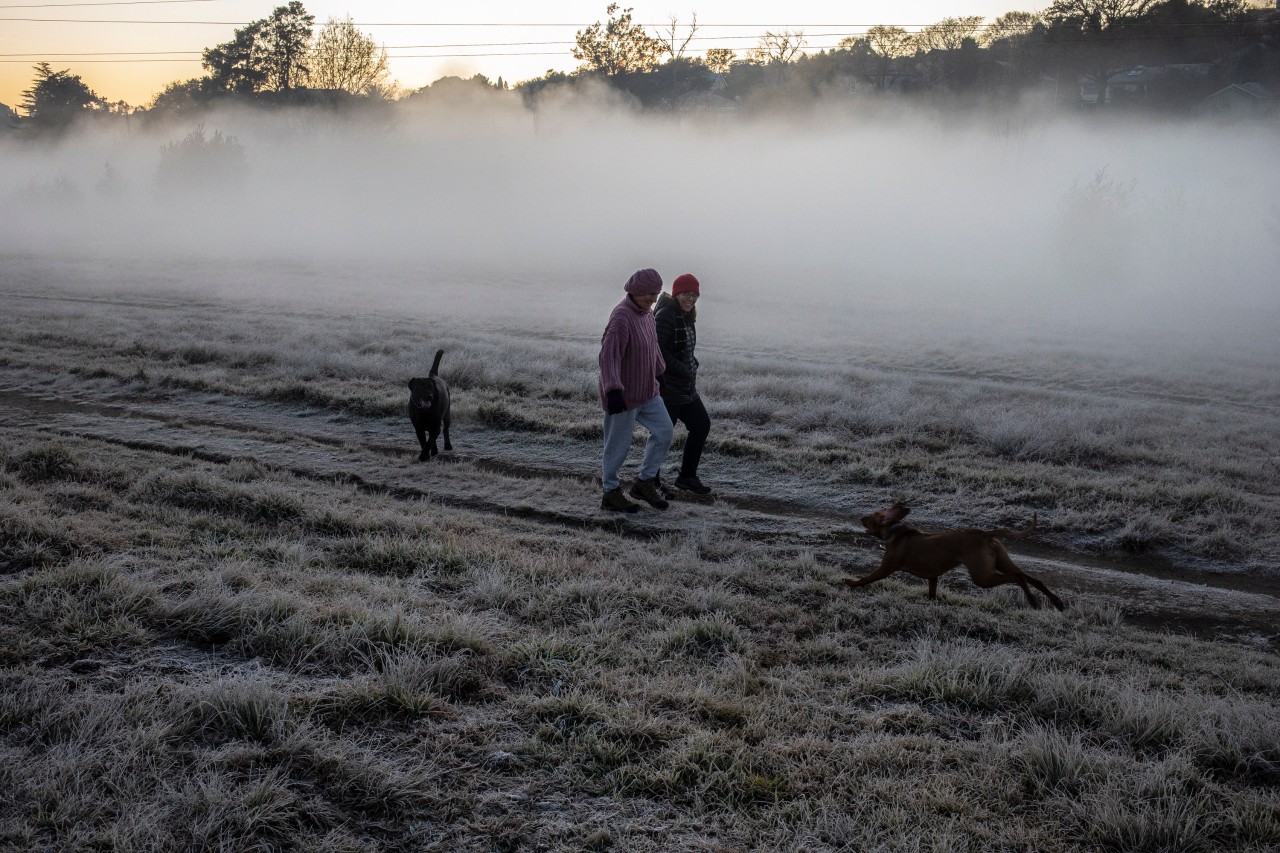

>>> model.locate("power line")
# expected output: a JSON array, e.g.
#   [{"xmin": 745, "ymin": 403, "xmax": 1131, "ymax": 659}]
[
  {"xmin": 0, "ymin": 19, "xmax": 1145, "ymax": 27},
  {"xmin": 1, "ymin": 14, "xmax": 1267, "ymax": 32},
  {"xmin": 0, "ymin": 0, "xmax": 214, "ymax": 6},
  {"xmin": 2, "ymin": 18, "xmax": 1264, "ymax": 56},
  {"xmin": 1, "ymin": 16, "xmax": 1266, "ymax": 64},
  {"xmin": 0, "ymin": 32, "xmax": 893, "ymax": 56},
  {"xmin": 0, "ymin": 29, "xmax": 1260, "ymax": 64}
]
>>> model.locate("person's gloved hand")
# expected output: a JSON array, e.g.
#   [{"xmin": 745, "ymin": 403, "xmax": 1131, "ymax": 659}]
[{"xmin": 606, "ymin": 389, "xmax": 627, "ymax": 415}]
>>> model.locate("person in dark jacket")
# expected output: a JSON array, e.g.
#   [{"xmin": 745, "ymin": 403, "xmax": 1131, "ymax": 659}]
[
  {"xmin": 654, "ymin": 273, "xmax": 713, "ymax": 495},
  {"xmin": 598, "ymin": 268, "xmax": 674, "ymax": 513}
]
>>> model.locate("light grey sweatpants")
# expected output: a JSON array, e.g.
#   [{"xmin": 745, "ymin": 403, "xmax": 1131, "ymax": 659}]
[{"xmin": 601, "ymin": 394, "xmax": 673, "ymax": 492}]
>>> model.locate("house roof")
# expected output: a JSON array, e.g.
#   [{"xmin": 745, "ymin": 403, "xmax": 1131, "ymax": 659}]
[{"xmin": 1205, "ymin": 82, "xmax": 1275, "ymax": 101}]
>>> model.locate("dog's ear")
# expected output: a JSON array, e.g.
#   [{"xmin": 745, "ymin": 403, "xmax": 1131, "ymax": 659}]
[
  {"xmin": 408, "ymin": 379, "xmax": 416, "ymax": 389},
  {"xmin": 883, "ymin": 504, "xmax": 910, "ymax": 526}
]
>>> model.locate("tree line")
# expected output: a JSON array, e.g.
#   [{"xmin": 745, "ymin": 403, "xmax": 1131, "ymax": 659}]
[{"xmin": 13, "ymin": 0, "xmax": 1280, "ymax": 133}]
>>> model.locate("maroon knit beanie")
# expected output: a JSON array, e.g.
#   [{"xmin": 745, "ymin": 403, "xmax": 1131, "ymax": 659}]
[
  {"xmin": 624, "ymin": 268, "xmax": 663, "ymax": 295},
  {"xmin": 672, "ymin": 274, "xmax": 700, "ymax": 296}
]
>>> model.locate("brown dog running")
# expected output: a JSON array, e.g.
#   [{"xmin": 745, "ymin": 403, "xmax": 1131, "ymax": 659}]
[{"xmin": 842, "ymin": 503, "xmax": 1065, "ymax": 611}]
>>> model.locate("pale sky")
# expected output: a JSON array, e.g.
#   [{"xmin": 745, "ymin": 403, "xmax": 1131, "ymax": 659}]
[{"xmin": 0, "ymin": 1, "xmax": 1047, "ymax": 109}]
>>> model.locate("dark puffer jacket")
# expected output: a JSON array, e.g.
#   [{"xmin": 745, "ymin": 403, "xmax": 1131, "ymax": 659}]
[{"xmin": 653, "ymin": 293, "xmax": 699, "ymax": 405}]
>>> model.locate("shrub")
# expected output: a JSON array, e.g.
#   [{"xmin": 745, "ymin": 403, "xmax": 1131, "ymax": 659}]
[{"xmin": 155, "ymin": 125, "xmax": 248, "ymax": 196}]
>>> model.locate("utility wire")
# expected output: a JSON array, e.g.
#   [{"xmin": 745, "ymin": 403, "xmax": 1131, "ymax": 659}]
[
  {"xmin": 0, "ymin": 30, "xmax": 1261, "ymax": 64},
  {"xmin": 0, "ymin": 32, "xmax": 900, "ymax": 55},
  {"xmin": 1, "ymin": 26, "xmax": 1266, "ymax": 61},
  {"xmin": 2, "ymin": 19, "xmax": 1264, "ymax": 57},
  {"xmin": 0, "ymin": 0, "xmax": 214, "ymax": 6},
  {"xmin": 0, "ymin": 16, "xmax": 1272, "ymax": 26}
]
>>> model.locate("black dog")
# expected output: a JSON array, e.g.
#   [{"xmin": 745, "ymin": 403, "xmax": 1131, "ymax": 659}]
[{"xmin": 408, "ymin": 349, "xmax": 452, "ymax": 462}]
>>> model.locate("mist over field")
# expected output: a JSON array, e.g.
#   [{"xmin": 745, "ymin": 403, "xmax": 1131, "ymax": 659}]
[
  {"xmin": 6, "ymin": 92, "xmax": 1280, "ymax": 853},
  {"xmin": 4, "ymin": 92, "xmax": 1278, "ymax": 360}
]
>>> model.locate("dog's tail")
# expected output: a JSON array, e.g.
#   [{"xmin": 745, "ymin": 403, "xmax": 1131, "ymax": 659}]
[
  {"xmin": 990, "ymin": 513, "xmax": 1037, "ymax": 539},
  {"xmin": 429, "ymin": 349, "xmax": 444, "ymax": 377}
]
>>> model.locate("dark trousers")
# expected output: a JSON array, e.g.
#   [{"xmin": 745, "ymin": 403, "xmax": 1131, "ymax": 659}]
[{"xmin": 664, "ymin": 396, "xmax": 711, "ymax": 477}]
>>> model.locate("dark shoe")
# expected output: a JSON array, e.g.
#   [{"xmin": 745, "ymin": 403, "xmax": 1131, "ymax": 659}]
[
  {"xmin": 674, "ymin": 473, "xmax": 713, "ymax": 495},
  {"xmin": 653, "ymin": 474, "xmax": 676, "ymax": 501},
  {"xmin": 601, "ymin": 488, "xmax": 639, "ymax": 513},
  {"xmin": 628, "ymin": 478, "xmax": 669, "ymax": 510}
]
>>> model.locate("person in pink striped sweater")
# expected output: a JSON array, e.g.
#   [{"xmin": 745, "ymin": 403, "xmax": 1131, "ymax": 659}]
[{"xmin": 598, "ymin": 268, "xmax": 675, "ymax": 513}]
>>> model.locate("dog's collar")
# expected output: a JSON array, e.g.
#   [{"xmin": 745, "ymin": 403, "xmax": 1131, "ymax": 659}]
[{"xmin": 883, "ymin": 522, "xmax": 907, "ymax": 538}]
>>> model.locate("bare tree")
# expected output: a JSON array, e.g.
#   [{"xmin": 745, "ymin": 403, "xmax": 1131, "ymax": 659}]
[
  {"xmin": 573, "ymin": 4, "xmax": 666, "ymax": 77},
  {"xmin": 748, "ymin": 30, "xmax": 807, "ymax": 64},
  {"xmin": 914, "ymin": 17, "xmax": 984, "ymax": 88},
  {"xmin": 307, "ymin": 17, "xmax": 391, "ymax": 95},
  {"xmin": 1048, "ymin": 0, "xmax": 1156, "ymax": 32},
  {"xmin": 703, "ymin": 48, "xmax": 736, "ymax": 74},
  {"xmin": 862, "ymin": 25, "xmax": 914, "ymax": 90},
  {"xmin": 865, "ymin": 25, "xmax": 915, "ymax": 61},
  {"xmin": 916, "ymin": 16, "xmax": 985, "ymax": 52},
  {"xmin": 981, "ymin": 10, "xmax": 1043, "ymax": 47},
  {"xmin": 661, "ymin": 13, "xmax": 698, "ymax": 60}
]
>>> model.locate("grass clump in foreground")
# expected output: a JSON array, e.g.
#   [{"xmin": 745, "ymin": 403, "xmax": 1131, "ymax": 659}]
[{"xmin": 1, "ymin": 432, "xmax": 1278, "ymax": 852}]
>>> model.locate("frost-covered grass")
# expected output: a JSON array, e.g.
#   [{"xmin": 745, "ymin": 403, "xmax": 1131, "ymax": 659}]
[
  {"xmin": 1, "ymin": 281, "xmax": 1279, "ymax": 848},
  {"xmin": 1, "ymin": 429, "xmax": 1278, "ymax": 851},
  {"xmin": 2, "ymin": 281, "xmax": 1276, "ymax": 571}
]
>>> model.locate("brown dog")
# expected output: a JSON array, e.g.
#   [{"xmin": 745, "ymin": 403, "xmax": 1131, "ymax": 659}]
[{"xmin": 842, "ymin": 503, "xmax": 1065, "ymax": 611}]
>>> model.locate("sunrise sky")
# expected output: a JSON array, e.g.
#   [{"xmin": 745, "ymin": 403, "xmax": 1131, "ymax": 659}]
[{"xmin": 0, "ymin": 0, "xmax": 1049, "ymax": 110}]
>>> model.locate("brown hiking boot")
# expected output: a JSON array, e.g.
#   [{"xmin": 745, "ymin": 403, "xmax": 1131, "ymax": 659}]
[
  {"xmin": 628, "ymin": 477, "xmax": 669, "ymax": 510},
  {"xmin": 601, "ymin": 487, "xmax": 640, "ymax": 513}
]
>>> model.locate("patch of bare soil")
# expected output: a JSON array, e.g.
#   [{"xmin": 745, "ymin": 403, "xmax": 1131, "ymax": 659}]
[{"xmin": 2, "ymin": 377, "xmax": 1277, "ymax": 651}]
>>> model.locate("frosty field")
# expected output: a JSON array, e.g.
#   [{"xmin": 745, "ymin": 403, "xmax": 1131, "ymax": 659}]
[
  {"xmin": 2, "ymin": 250, "xmax": 1279, "ymax": 850},
  {"xmin": 3, "ymin": 102, "xmax": 1279, "ymax": 850}
]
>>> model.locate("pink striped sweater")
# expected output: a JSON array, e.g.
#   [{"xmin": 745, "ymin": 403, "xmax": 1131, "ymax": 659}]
[{"xmin": 598, "ymin": 296, "xmax": 666, "ymax": 412}]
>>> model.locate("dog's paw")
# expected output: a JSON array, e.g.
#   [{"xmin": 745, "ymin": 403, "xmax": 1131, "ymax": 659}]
[
  {"xmin": 841, "ymin": 577, "xmax": 860, "ymax": 588},
  {"xmin": 417, "ymin": 451, "xmax": 430, "ymax": 462}
]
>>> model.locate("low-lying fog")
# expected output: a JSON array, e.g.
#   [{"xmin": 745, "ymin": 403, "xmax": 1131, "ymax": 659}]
[{"xmin": 4, "ymin": 90, "xmax": 1278, "ymax": 362}]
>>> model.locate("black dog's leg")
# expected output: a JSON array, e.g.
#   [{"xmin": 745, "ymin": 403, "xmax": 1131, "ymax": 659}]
[
  {"xmin": 416, "ymin": 424, "xmax": 430, "ymax": 462},
  {"xmin": 443, "ymin": 413, "xmax": 452, "ymax": 451},
  {"xmin": 425, "ymin": 428, "xmax": 439, "ymax": 460}
]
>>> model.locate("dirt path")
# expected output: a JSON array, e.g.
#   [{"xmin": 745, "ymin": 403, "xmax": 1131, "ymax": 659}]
[{"xmin": 3, "ymin": 376, "xmax": 1278, "ymax": 651}]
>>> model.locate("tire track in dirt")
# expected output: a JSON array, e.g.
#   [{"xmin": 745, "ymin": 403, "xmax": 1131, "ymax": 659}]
[{"xmin": 3, "ymin": 380, "xmax": 1279, "ymax": 649}]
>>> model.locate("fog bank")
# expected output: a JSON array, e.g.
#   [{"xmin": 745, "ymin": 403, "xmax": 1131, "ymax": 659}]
[{"xmin": 3, "ymin": 94, "xmax": 1278, "ymax": 354}]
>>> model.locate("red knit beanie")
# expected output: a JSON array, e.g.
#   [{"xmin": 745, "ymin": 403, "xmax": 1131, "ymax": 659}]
[{"xmin": 672, "ymin": 273, "xmax": 700, "ymax": 296}]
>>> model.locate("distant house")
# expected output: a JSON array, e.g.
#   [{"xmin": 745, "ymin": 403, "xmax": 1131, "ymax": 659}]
[
  {"xmin": 0, "ymin": 102, "xmax": 18, "ymax": 133},
  {"xmin": 1105, "ymin": 65, "xmax": 1166, "ymax": 104},
  {"xmin": 1079, "ymin": 64, "xmax": 1211, "ymax": 105},
  {"xmin": 1199, "ymin": 82, "xmax": 1276, "ymax": 118}
]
